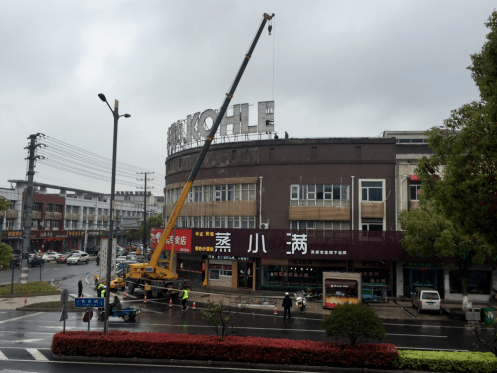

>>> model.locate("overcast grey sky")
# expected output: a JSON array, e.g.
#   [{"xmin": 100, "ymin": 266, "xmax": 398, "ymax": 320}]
[{"xmin": 1, "ymin": 1, "xmax": 495, "ymax": 194}]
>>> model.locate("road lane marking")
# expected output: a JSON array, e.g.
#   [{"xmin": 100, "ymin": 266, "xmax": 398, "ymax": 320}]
[
  {"xmin": 383, "ymin": 322, "xmax": 467, "ymax": 329},
  {"xmin": 0, "ymin": 312, "xmax": 44, "ymax": 324},
  {"xmin": 26, "ymin": 348, "xmax": 49, "ymax": 361},
  {"xmin": 0, "ymin": 350, "xmax": 7, "ymax": 360}
]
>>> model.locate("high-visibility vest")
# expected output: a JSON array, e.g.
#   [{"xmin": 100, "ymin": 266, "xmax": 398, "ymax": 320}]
[
  {"xmin": 101, "ymin": 289, "xmax": 106, "ymax": 298},
  {"xmin": 182, "ymin": 289, "xmax": 189, "ymax": 299}
]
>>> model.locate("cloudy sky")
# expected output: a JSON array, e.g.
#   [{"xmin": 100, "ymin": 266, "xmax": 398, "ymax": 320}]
[{"xmin": 1, "ymin": 1, "xmax": 495, "ymax": 195}]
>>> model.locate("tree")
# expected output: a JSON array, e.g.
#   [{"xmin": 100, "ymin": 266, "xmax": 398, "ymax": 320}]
[
  {"xmin": 201, "ymin": 300, "xmax": 246, "ymax": 340},
  {"xmin": 138, "ymin": 214, "xmax": 163, "ymax": 243},
  {"xmin": 470, "ymin": 322, "xmax": 497, "ymax": 357},
  {"xmin": 0, "ymin": 243, "xmax": 13, "ymax": 268},
  {"xmin": 399, "ymin": 207, "xmax": 492, "ymax": 309},
  {"xmin": 417, "ymin": 11, "xmax": 497, "ymax": 247},
  {"xmin": 322, "ymin": 303, "xmax": 385, "ymax": 346},
  {"xmin": 0, "ymin": 196, "xmax": 9, "ymax": 211}
]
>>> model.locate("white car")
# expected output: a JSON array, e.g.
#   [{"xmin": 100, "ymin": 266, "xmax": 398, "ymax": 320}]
[
  {"xmin": 412, "ymin": 287, "xmax": 442, "ymax": 314},
  {"xmin": 116, "ymin": 256, "xmax": 128, "ymax": 264},
  {"xmin": 42, "ymin": 252, "xmax": 61, "ymax": 262},
  {"xmin": 67, "ymin": 253, "xmax": 90, "ymax": 265}
]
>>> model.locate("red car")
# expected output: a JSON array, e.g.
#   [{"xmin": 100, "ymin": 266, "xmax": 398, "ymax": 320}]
[{"xmin": 56, "ymin": 254, "xmax": 72, "ymax": 264}]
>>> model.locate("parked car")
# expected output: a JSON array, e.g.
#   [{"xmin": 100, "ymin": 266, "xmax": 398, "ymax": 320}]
[
  {"xmin": 69, "ymin": 250, "xmax": 86, "ymax": 255},
  {"xmin": 42, "ymin": 252, "xmax": 61, "ymax": 262},
  {"xmin": 67, "ymin": 252, "xmax": 90, "ymax": 265},
  {"xmin": 84, "ymin": 246, "xmax": 100, "ymax": 256},
  {"xmin": 412, "ymin": 287, "xmax": 442, "ymax": 314},
  {"xmin": 56, "ymin": 254, "xmax": 72, "ymax": 264},
  {"xmin": 116, "ymin": 256, "xmax": 128, "ymax": 265},
  {"xmin": 12, "ymin": 254, "xmax": 21, "ymax": 266},
  {"xmin": 28, "ymin": 255, "xmax": 45, "ymax": 268}
]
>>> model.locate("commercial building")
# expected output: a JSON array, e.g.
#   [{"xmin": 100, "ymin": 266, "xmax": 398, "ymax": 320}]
[{"xmin": 0, "ymin": 181, "xmax": 161, "ymax": 253}]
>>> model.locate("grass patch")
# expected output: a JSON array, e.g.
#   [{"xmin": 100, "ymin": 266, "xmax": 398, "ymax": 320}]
[
  {"xmin": 0, "ymin": 281, "xmax": 58, "ymax": 296},
  {"xmin": 18, "ymin": 300, "xmax": 76, "ymax": 310}
]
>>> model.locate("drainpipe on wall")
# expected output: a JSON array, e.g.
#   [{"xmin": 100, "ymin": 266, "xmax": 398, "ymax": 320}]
[
  {"xmin": 351, "ymin": 176, "xmax": 355, "ymax": 230},
  {"xmin": 259, "ymin": 176, "xmax": 263, "ymax": 228},
  {"xmin": 399, "ymin": 175, "xmax": 408, "ymax": 228}
]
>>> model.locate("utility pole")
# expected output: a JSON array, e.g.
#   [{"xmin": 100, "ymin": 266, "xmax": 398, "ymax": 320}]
[
  {"xmin": 137, "ymin": 172, "xmax": 154, "ymax": 253},
  {"xmin": 21, "ymin": 133, "xmax": 43, "ymax": 284}
]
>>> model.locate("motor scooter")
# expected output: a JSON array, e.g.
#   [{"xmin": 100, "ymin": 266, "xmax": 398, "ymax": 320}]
[
  {"xmin": 96, "ymin": 255, "xmax": 100, "ymax": 265},
  {"xmin": 294, "ymin": 291, "xmax": 306, "ymax": 311}
]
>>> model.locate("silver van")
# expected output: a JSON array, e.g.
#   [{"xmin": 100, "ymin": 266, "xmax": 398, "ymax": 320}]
[{"xmin": 412, "ymin": 287, "xmax": 442, "ymax": 314}]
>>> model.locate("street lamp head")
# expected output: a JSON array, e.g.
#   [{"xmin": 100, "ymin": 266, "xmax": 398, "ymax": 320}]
[
  {"xmin": 124, "ymin": 114, "xmax": 131, "ymax": 118},
  {"xmin": 98, "ymin": 93, "xmax": 107, "ymax": 102}
]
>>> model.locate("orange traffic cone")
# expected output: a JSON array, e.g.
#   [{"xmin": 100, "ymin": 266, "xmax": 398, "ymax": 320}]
[
  {"xmin": 25, "ymin": 294, "xmax": 27, "ymax": 305},
  {"xmin": 144, "ymin": 293, "xmax": 148, "ymax": 303},
  {"xmin": 274, "ymin": 306, "xmax": 277, "ymax": 315},
  {"xmin": 192, "ymin": 301, "xmax": 196, "ymax": 310},
  {"xmin": 81, "ymin": 294, "xmax": 84, "ymax": 298},
  {"xmin": 169, "ymin": 298, "xmax": 172, "ymax": 307},
  {"xmin": 123, "ymin": 290, "xmax": 127, "ymax": 299}
]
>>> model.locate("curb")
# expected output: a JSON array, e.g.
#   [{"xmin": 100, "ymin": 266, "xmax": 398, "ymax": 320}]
[
  {"xmin": 51, "ymin": 353, "xmax": 418, "ymax": 372},
  {"xmin": 0, "ymin": 292, "xmax": 60, "ymax": 299}
]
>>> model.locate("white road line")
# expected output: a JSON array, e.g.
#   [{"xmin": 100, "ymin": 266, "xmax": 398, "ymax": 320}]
[
  {"xmin": 26, "ymin": 348, "xmax": 49, "ymax": 361},
  {"xmin": 383, "ymin": 322, "xmax": 467, "ymax": 329},
  {"xmin": 0, "ymin": 312, "xmax": 44, "ymax": 325},
  {"xmin": 0, "ymin": 350, "xmax": 7, "ymax": 360}
]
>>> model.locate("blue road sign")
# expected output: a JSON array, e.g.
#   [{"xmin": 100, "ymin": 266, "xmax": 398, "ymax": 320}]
[{"xmin": 75, "ymin": 298, "xmax": 104, "ymax": 308}]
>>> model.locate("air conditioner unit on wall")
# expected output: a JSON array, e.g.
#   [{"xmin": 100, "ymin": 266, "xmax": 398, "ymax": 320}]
[{"xmin": 259, "ymin": 223, "xmax": 269, "ymax": 229}]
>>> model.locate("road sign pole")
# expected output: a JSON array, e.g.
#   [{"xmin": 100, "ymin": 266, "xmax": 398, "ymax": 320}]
[{"xmin": 87, "ymin": 309, "xmax": 91, "ymax": 336}]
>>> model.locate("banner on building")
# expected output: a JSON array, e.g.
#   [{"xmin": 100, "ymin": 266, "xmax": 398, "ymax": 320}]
[{"xmin": 150, "ymin": 229, "xmax": 192, "ymax": 253}]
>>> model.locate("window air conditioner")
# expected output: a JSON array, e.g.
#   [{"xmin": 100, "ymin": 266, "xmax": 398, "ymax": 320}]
[{"xmin": 259, "ymin": 223, "xmax": 269, "ymax": 229}]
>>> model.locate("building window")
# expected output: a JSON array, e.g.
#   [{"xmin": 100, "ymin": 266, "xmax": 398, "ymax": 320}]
[
  {"xmin": 6, "ymin": 219, "xmax": 14, "ymax": 229},
  {"xmin": 362, "ymin": 219, "xmax": 383, "ymax": 231},
  {"xmin": 210, "ymin": 264, "xmax": 232, "ymax": 280},
  {"xmin": 53, "ymin": 221, "xmax": 60, "ymax": 229},
  {"xmin": 361, "ymin": 181, "xmax": 383, "ymax": 201},
  {"xmin": 46, "ymin": 204, "xmax": 52, "ymax": 212},
  {"xmin": 290, "ymin": 221, "xmax": 316, "ymax": 230},
  {"xmin": 193, "ymin": 186, "xmax": 203, "ymax": 202},
  {"xmin": 410, "ymin": 183, "xmax": 421, "ymax": 201},
  {"xmin": 9, "ymin": 201, "xmax": 15, "ymax": 210},
  {"xmin": 53, "ymin": 205, "xmax": 61, "ymax": 212},
  {"xmin": 291, "ymin": 185, "xmax": 299, "ymax": 200},
  {"xmin": 32, "ymin": 203, "xmax": 41, "ymax": 211}
]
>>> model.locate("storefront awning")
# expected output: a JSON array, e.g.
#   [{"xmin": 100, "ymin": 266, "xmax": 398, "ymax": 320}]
[
  {"xmin": 325, "ymin": 279, "xmax": 358, "ymax": 288},
  {"xmin": 410, "ymin": 175, "xmax": 420, "ymax": 181}
]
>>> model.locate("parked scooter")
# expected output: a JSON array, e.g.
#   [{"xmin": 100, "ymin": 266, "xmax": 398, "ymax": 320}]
[{"xmin": 295, "ymin": 291, "xmax": 307, "ymax": 311}]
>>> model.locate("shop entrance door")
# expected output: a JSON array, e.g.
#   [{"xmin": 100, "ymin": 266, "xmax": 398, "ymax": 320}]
[{"xmin": 238, "ymin": 261, "xmax": 253, "ymax": 289}]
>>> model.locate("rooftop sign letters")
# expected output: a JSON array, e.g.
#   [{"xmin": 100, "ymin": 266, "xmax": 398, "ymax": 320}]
[{"xmin": 167, "ymin": 101, "xmax": 274, "ymax": 155}]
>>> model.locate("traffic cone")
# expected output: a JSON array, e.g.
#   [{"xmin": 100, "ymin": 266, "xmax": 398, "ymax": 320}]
[
  {"xmin": 144, "ymin": 293, "xmax": 148, "ymax": 303},
  {"xmin": 192, "ymin": 301, "xmax": 196, "ymax": 310},
  {"xmin": 169, "ymin": 298, "xmax": 172, "ymax": 307},
  {"xmin": 123, "ymin": 290, "xmax": 127, "ymax": 299},
  {"xmin": 274, "ymin": 306, "xmax": 277, "ymax": 315},
  {"xmin": 56, "ymin": 282, "xmax": 59, "ymax": 291},
  {"xmin": 24, "ymin": 295, "xmax": 27, "ymax": 305}
]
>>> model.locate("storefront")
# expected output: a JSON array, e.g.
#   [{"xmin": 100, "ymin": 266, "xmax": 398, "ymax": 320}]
[{"xmin": 403, "ymin": 261, "xmax": 444, "ymax": 298}]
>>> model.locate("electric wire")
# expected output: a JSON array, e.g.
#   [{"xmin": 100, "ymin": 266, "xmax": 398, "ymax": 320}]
[{"xmin": 33, "ymin": 135, "xmax": 165, "ymax": 190}]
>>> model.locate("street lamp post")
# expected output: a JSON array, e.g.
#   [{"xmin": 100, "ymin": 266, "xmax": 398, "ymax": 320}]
[{"xmin": 98, "ymin": 93, "xmax": 131, "ymax": 335}]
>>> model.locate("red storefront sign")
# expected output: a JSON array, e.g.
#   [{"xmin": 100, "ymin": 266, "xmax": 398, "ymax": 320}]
[{"xmin": 150, "ymin": 229, "xmax": 192, "ymax": 253}]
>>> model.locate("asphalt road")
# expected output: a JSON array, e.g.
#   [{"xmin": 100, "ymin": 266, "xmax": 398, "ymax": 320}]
[{"xmin": 0, "ymin": 258, "xmax": 487, "ymax": 372}]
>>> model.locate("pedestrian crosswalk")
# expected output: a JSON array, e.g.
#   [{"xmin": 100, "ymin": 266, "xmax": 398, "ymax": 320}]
[{"xmin": 0, "ymin": 348, "xmax": 51, "ymax": 361}]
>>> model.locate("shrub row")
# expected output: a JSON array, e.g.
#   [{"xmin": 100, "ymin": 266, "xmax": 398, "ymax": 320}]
[
  {"xmin": 52, "ymin": 331, "xmax": 398, "ymax": 368},
  {"xmin": 395, "ymin": 350, "xmax": 497, "ymax": 373}
]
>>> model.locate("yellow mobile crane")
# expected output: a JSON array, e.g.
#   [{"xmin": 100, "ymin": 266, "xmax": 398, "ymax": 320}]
[{"xmin": 125, "ymin": 13, "xmax": 275, "ymax": 298}]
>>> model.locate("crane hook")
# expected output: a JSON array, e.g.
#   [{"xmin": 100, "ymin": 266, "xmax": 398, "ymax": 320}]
[{"xmin": 268, "ymin": 24, "xmax": 272, "ymax": 35}]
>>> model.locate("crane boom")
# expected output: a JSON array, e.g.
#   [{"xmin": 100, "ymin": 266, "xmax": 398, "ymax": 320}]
[{"xmin": 127, "ymin": 13, "xmax": 275, "ymax": 286}]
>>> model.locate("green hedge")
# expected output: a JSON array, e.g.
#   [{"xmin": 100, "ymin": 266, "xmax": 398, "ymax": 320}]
[{"xmin": 395, "ymin": 350, "xmax": 497, "ymax": 373}]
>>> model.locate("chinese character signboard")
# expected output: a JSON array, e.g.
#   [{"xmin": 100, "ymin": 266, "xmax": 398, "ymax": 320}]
[
  {"xmin": 191, "ymin": 229, "xmax": 404, "ymax": 261},
  {"xmin": 150, "ymin": 229, "xmax": 191, "ymax": 253},
  {"xmin": 99, "ymin": 238, "xmax": 117, "ymax": 281}
]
